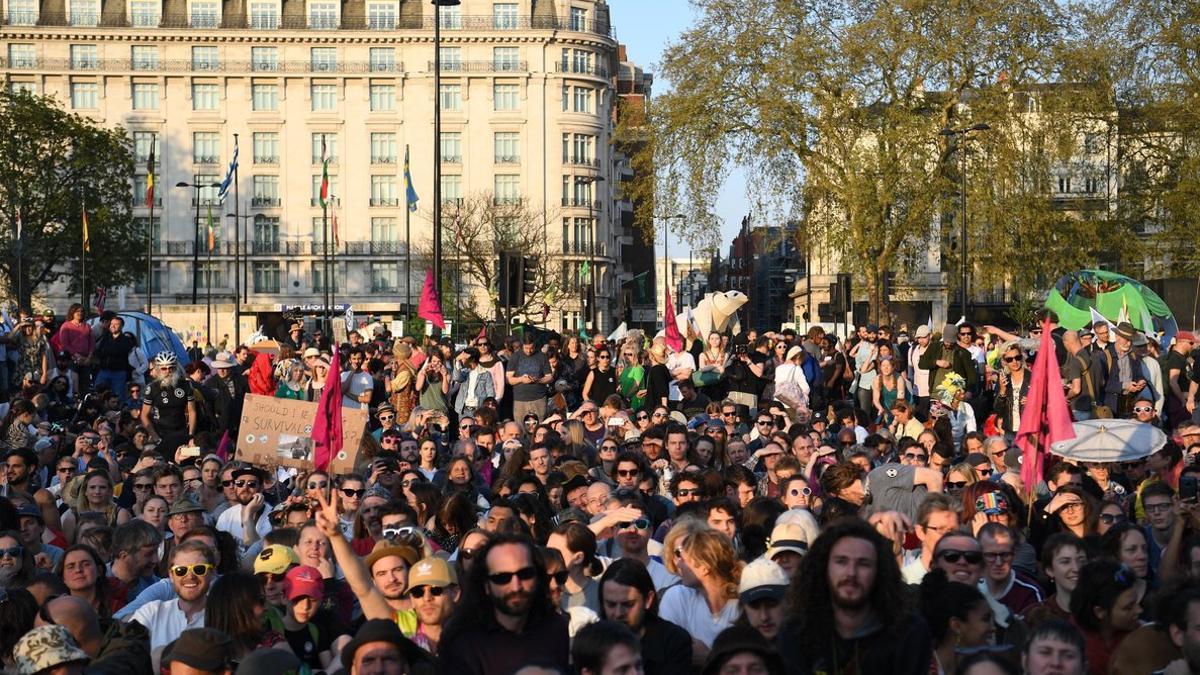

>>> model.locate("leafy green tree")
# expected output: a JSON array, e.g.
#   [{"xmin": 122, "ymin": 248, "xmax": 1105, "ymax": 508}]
[{"xmin": 0, "ymin": 88, "xmax": 140, "ymax": 310}]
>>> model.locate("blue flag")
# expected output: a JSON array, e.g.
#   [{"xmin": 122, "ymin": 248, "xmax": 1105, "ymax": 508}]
[
  {"xmin": 404, "ymin": 146, "xmax": 419, "ymax": 213},
  {"xmin": 217, "ymin": 137, "xmax": 239, "ymax": 202}
]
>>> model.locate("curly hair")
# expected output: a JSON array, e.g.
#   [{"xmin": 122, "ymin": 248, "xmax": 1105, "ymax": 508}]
[{"xmin": 785, "ymin": 519, "xmax": 908, "ymax": 650}]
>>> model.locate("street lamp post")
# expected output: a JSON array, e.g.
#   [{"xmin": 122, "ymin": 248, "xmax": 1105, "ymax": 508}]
[
  {"xmin": 176, "ymin": 179, "xmax": 221, "ymax": 307},
  {"xmin": 939, "ymin": 122, "xmax": 990, "ymax": 321},
  {"xmin": 432, "ymin": 0, "xmax": 460, "ymax": 337},
  {"xmin": 226, "ymin": 212, "xmax": 255, "ymax": 348}
]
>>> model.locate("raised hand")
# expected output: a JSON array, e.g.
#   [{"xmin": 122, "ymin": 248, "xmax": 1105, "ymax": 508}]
[{"xmin": 312, "ymin": 486, "xmax": 342, "ymax": 539}]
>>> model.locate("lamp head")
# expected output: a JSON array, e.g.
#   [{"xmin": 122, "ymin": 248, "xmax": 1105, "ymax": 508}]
[
  {"xmin": 175, "ymin": 182, "xmax": 190, "ymax": 188},
  {"xmin": 431, "ymin": 0, "xmax": 460, "ymax": 5}
]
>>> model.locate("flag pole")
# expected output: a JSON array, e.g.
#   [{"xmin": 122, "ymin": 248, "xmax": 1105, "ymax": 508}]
[
  {"xmin": 15, "ymin": 208, "xmax": 22, "ymax": 310},
  {"xmin": 146, "ymin": 137, "xmax": 155, "ymax": 315},
  {"xmin": 80, "ymin": 190, "xmax": 88, "ymax": 312},
  {"xmin": 233, "ymin": 132, "xmax": 240, "ymax": 348},
  {"xmin": 206, "ymin": 207, "xmax": 213, "ymax": 348},
  {"xmin": 405, "ymin": 144, "xmax": 412, "ymax": 326}
]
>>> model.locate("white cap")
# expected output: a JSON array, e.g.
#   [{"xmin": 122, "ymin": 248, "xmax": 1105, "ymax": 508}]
[
  {"xmin": 765, "ymin": 520, "xmax": 813, "ymax": 560},
  {"xmin": 738, "ymin": 557, "xmax": 789, "ymax": 603}
]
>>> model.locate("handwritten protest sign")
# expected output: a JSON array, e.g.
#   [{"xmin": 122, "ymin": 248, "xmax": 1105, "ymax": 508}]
[{"xmin": 235, "ymin": 394, "xmax": 368, "ymax": 474}]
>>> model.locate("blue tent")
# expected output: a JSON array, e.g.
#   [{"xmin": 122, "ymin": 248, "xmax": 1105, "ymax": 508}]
[{"xmin": 88, "ymin": 311, "xmax": 190, "ymax": 364}]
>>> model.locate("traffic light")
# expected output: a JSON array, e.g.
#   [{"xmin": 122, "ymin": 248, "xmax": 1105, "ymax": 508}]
[
  {"xmin": 522, "ymin": 256, "xmax": 538, "ymax": 305},
  {"xmin": 882, "ymin": 271, "xmax": 896, "ymax": 300},
  {"xmin": 498, "ymin": 252, "xmax": 522, "ymax": 308}
]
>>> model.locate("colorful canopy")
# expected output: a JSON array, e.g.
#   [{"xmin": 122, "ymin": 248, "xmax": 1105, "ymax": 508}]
[{"xmin": 1044, "ymin": 269, "xmax": 1177, "ymax": 346}]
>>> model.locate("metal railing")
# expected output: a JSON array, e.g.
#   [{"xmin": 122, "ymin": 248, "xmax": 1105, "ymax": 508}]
[
  {"xmin": 371, "ymin": 156, "xmax": 397, "ymax": 164},
  {"xmin": 254, "ymin": 156, "xmax": 279, "ymax": 165},
  {"xmin": 194, "ymin": 155, "xmax": 219, "ymax": 165},
  {"xmin": 370, "ymin": 197, "xmax": 400, "ymax": 207},
  {"xmin": 0, "ymin": 55, "xmax": 403, "ymax": 75},
  {"xmin": 555, "ymin": 61, "xmax": 610, "ymax": 78},
  {"xmin": 563, "ymin": 155, "xmax": 599, "ymax": 167},
  {"xmin": 0, "ymin": 11, "xmax": 613, "ymax": 35},
  {"xmin": 251, "ymin": 240, "xmax": 280, "ymax": 254},
  {"xmin": 495, "ymin": 155, "xmax": 521, "ymax": 165},
  {"xmin": 428, "ymin": 60, "xmax": 527, "ymax": 73},
  {"xmin": 561, "ymin": 198, "xmax": 602, "ymax": 209},
  {"xmin": 251, "ymin": 196, "xmax": 281, "ymax": 207},
  {"xmin": 346, "ymin": 241, "xmax": 405, "ymax": 255}
]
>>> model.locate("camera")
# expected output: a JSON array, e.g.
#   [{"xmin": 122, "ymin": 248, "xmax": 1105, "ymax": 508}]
[{"xmin": 734, "ymin": 345, "xmax": 748, "ymax": 355}]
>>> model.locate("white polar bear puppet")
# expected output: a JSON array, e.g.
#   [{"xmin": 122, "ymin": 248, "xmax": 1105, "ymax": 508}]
[{"xmin": 656, "ymin": 290, "xmax": 749, "ymax": 342}]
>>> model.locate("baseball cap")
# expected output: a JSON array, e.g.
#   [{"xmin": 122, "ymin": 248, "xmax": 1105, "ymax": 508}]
[
  {"xmin": 407, "ymin": 556, "xmax": 456, "ymax": 589},
  {"xmin": 914, "ymin": 325, "xmax": 932, "ymax": 338},
  {"xmin": 161, "ymin": 628, "xmax": 235, "ymax": 673},
  {"xmin": 284, "ymin": 565, "xmax": 325, "ymax": 603},
  {"xmin": 254, "ymin": 544, "xmax": 300, "ymax": 575},
  {"xmin": 1177, "ymin": 332, "xmax": 1197, "ymax": 344},
  {"xmin": 15, "ymin": 503, "xmax": 42, "ymax": 523},
  {"xmin": 737, "ymin": 558, "xmax": 789, "ymax": 604}
]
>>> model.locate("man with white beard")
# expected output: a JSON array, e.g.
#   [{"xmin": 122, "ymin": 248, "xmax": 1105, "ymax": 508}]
[{"xmin": 140, "ymin": 352, "xmax": 197, "ymax": 456}]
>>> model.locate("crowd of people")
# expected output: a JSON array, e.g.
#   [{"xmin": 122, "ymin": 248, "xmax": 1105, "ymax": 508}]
[{"xmin": 0, "ymin": 303, "xmax": 1199, "ymax": 674}]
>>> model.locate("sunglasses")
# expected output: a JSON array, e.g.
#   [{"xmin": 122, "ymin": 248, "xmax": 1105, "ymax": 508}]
[
  {"xmin": 408, "ymin": 586, "xmax": 446, "ymax": 599},
  {"xmin": 946, "ymin": 480, "xmax": 968, "ymax": 490},
  {"xmin": 636, "ymin": 414, "xmax": 648, "ymax": 421},
  {"xmin": 341, "ymin": 488, "xmax": 366, "ymax": 499},
  {"xmin": 788, "ymin": 487, "xmax": 812, "ymax": 497},
  {"xmin": 652, "ymin": 412, "xmax": 667, "ymax": 419},
  {"xmin": 234, "ymin": 480, "xmax": 259, "ymax": 489},
  {"xmin": 1133, "ymin": 406, "xmax": 1153, "ymax": 413},
  {"xmin": 378, "ymin": 414, "xmax": 395, "ymax": 421},
  {"xmin": 937, "ymin": 550, "xmax": 983, "ymax": 565},
  {"xmin": 221, "ymin": 480, "xmax": 235, "ymax": 488},
  {"xmin": 598, "ymin": 355, "xmax": 610, "ymax": 360},
  {"xmin": 675, "ymin": 488, "xmax": 700, "ymax": 497},
  {"xmin": 133, "ymin": 483, "xmax": 153, "ymax": 491},
  {"xmin": 616, "ymin": 518, "xmax": 650, "ymax": 531},
  {"xmin": 1003, "ymin": 355, "xmax": 1024, "ymax": 363},
  {"xmin": 903, "ymin": 453, "xmax": 927, "ymax": 462},
  {"xmin": 307, "ymin": 481, "xmax": 328, "ymax": 490},
  {"xmin": 757, "ymin": 420, "xmax": 773, "ymax": 426},
  {"xmin": 170, "ymin": 563, "xmax": 212, "ymax": 578},
  {"xmin": 721, "ymin": 411, "xmax": 736, "ymax": 417},
  {"xmin": 487, "ymin": 567, "xmax": 537, "ymax": 585},
  {"xmin": 617, "ymin": 469, "xmax": 639, "ymax": 477},
  {"xmin": 983, "ymin": 551, "xmax": 1014, "ymax": 563},
  {"xmin": 0, "ymin": 546, "xmax": 22, "ymax": 559},
  {"xmin": 57, "ymin": 467, "xmax": 77, "ymax": 474},
  {"xmin": 549, "ymin": 570, "xmax": 569, "ymax": 585},
  {"xmin": 382, "ymin": 525, "xmax": 419, "ymax": 540},
  {"xmin": 1099, "ymin": 513, "xmax": 1128, "ymax": 525},
  {"xmin": 601, "ymin": 444, "xmax": 618, "ymax": 451},
  {"xmin": 977, "ymin": 468, "xmax": 994, "ymax": 477},
  {"xmin": 257, "ymin": 572, "xmax": 282, "ymax": 583}
]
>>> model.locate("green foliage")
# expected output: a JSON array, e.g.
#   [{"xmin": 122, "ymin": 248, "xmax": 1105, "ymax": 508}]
[{"xmin": 0, "ymin": 88, "xmax": 141, "ymax": 309}]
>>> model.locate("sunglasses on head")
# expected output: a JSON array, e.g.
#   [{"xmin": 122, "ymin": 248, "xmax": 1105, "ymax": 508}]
[
  {"xmin": 487, "ymin": 567, "xmax": 537, "ymax": 585},
  {"xmin": 937, "ymin": 550, "xmax": 983, "ymax": 565},
  {"xmin": 170, "ymin": 563, "xmax": 212, "ymax": 578},
  {"xmin": 408, "ymin": 586, "xmax": 446, "ymax": 599}
]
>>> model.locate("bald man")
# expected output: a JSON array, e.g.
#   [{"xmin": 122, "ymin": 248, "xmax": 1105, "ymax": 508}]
[{"xmin": 38, "ymin": 595, "xmax": 153, "ymax": 675}]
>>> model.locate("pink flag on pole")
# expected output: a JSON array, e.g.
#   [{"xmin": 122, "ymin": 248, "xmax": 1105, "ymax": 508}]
[
  {"xmin": 664, "ymin": 286, "xmax": 683, "ymax": 352},
  {"xmin": 312, "ymin": 347, "xmax": 342, "ymax": 472},
  {"xmin": 417, "ymin": 269, "xmax": 446, "ymax": 330},
  {"xmin": 1015, "ymin": 318, "xmax": 1076, "ymax": 490}
]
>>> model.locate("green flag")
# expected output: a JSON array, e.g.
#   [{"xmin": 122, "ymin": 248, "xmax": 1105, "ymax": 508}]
[{"xmin": 580, "ymin": 261, "xmax": 591, "ymax": 280}]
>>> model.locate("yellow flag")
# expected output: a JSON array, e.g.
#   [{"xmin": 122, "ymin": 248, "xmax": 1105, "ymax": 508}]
[{"xmin": 82, "ymin": 211, "xmax": 90, "ymax": 253}]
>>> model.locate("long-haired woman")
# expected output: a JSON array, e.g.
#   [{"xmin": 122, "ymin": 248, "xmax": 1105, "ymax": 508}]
[
  {"xmin": 58, "ymin": 544, "xmax": 120, "ymax": 617},
  {"xmin": 205, "ymin": 571, "xmax": 285, "ymax": 658},
  {"xmin": 62, "ymin": 471, "xmax": 132, "ymax": 542},
  {"xmin": 918, "ymin": 568, "xmax": 994, "ymax": 675},
  {"xmin": 660, "ymin": 520, "xmax": 743, "ymax": 660}
]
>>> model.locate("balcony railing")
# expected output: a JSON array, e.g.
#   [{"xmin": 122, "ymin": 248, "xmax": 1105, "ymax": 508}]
[
  {"xmin": 563, "ymin": 155, "xmax": 599, "ymax": 167},
  {"xmin": 251, "ymin": 240, "xmax": 280, "ymax": 254},
  {"xmin": 493, "ymin": 197, "xmax": 524, "ymax": 206},
  {"xmin": 251, "ymin": 196, "xmax": 281, "ymax": 207},
  {"xmin": 254, "ymin": 155, "xmax": 279, "ymax": 165},
  {"xmin": 0, "ymin": 55, "xmax": 403, "ymax": 75},
  {"xmin": 440, "ymin": 155, "xmax": 462, "ymax": 164},
  {"xmin": 495, "ymin": 155, "xmax": 521, "ymax": 165},
  {"xmin": 555, "ymin": 61, "xmax": 610, "ymax": 78},
  {"xmin": 370, "ymin": 283, "xmax": 399, "ymax": 293},
  {"xmin": 346, "ymin": 241, "xmax": 405, "ymax": 255},
  {"xmin": 194, "ymin": 155, "xmax": 219, "ymax": 165},
  {"xmin": 563, "ymin": 241, "xmax": 597, "ymax": 255},
  {"xmin": 561, "ymin": 198, "xmax": 602, "ymax": 209},
  {"xmin": 428, "ymin": 60, "xmax": 528, "ymax": 73},
  {"xmin": 370, "ymin": 197, "xmax": 400, "ymax": 207},
  {"xmin": 371, "ymin": 156, "xmax": 397, "ymax": 165}
]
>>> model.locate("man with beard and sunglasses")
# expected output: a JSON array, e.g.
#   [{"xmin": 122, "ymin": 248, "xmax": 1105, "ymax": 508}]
[
  {"xmin": 213, "ymin": 466, "xmax": 269, "ymax": 549},
  {"xmin": 777, "ymin": 519, "xmax": 932, "ymax": 674},
  {"xmin": 407, "ymin": 556, "xmax": 460, "ymax": 656},
  {"xmin": 130, "ymin": 539, "xmax": 217, "ymax": 652},
  {"xmin": 439, "ymin": 533, "xmax": 569, "ymax": 675},
  {"xmin": 140, "ymin": 351, "xmax": 197, "ymax": 456}
]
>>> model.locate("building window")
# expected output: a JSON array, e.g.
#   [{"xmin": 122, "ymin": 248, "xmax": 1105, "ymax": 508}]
[
  {"xmin": 366, "ymin": 2, "xmax": 395, "ymax": 29},
  {"xmin": 252, "ymin": 175, "xmax": 280, "ymax": 206},
  {"xmin": 249, "ymin": 1, "xmax": 278, "ymax": 28},
  {"xmin": 370, "ymin": 262, "xmax": 399, "ymax": 292},
  {"xmin": 492, "ymin": 47, "xmax": 519, "ymax": 71},
  {"xmin": 131, "ymin": 82, "xmax": 159, "ymax": 110},
  {"xmin": 251, "ymin": 47, "xmax": 277, "ymax": 71},
  {"xmin": 130, "ymin": 0, "xmax": 158, "ymax": 26},
  {"xmin": 438, "ymin": 47, "xmax": 462, "ymax": 71},
  {"xmin": 371, "ymin": 217, "xmax": 397, "ymax": 241},
  {"xmin": 311, "ymin": 134, "xmax": 338, "ymax": 164},
  {"xmin": 132, "ymin": 131, "xmax": 157, "ymax": 163},
  {"xmin": 1058, "ymin": 176, "xmax": 1071, "ymax": 193},
  {"xmin": 69, "ymin": 45, "xmax": 98, "ymax": 70},
  {"xmin": 368, "ymin": 47, "xmax": 395, "ymax": 72},
  {"xmin": 311, "ymin": 175, "xmax": 339, "ymax": 205},
  {"xmin": 440, "ymin": 132, "xmax": 461, "ymax": 164},
  {"xmin": 494, "ymin": 83, "xmax": 519, "ymax": 111},
  {"xmin": 310, "ymin": 47, "xmax": 337, "ymax": 72},
  {"xmin": 253, "ymin": 132, "xmax": 279, "ymax": 164},
  {"xmin": 369, "ymin": 83, "xmax": 395, "ymax": 111},
  {"xmin": 494, "ymin": 174, "xmax": 520, "ymax": 205},
  {"xmin": 370, "ymin": 133, "xmax": 397, "ymax": 164},
  {"xmin": 253, "ymin": 262, "xmax": 280, "ymax": 293},
  {"xmin": 69, "ymin": 0, "xmax": 98, "ymax": 26},
  {"xmin": 251, "ymin": 83, "xmax": 278, "ymax": 111},
  {"xmin": 312, "ymin": 262, "xmax": 337, "ymax": 291},
  {"xmin": 196, "ymin": 173, "xmax": 221, "ymax": 204},
  {"xmin": 573, "ymin": 87, "xmax": 593, "ymax": 114},
  {"xmin": 493, "ymin": 2, "xmax": 517, "ymax": 29},
  {"xmin": 191, "ymin": 46, "xmax": 220, "ymax": 71},
  {"xmin": 569, "ymin": 6, "xmax": 587, "ymax": 30},
  {"xmin": 311, "ymin": 84, "xmax": 337, "ymax": 112},
  {"xmin": 569, "ymin": 134, "xmax": 594, "ymax": 164},
  {"xmin": 494, "ymin": 132, "xmax": 519, "ymax": 164},
  {"xmin": 192, "ymin": 83, "xmax": 219, "ymax": 111},
  {"xmin": 133, "ymin": 174, "xmax": 160, "ymax": 206},
  {"xmin": 189, "ymin": 0, "xmax": 219, "ymax": 27},
  {"xmin": 131, "ymin": 45, "xmax": 158, "ymax": 70},
  {"xmin": 1085, "ymin": 176, "xmax": 1099, "ymax": 194},
  {"xmin": 7, "ymin": 44, "xmax": 36, "ymax": 68},
  {"xmin": 308, "ymin": 0, "xmax": 337, "ymax": 28},
  {"xmin": 193, "ymin": 132, "xmax": 219, "ymax": 164},
  {"xmin": 370, "ymin": 176, "xmax": 397, "ymax": 206},
  {"xmin": 438, "ymin": 4, "xmax": 460, "ymax": 28},
  {"xmin": 439, "ymin": 84, "xmax": 461, "ymax": 111},
  {"xmin": 134, "ymin": 260, "xmax": 164, "ymax": 294},
  {"xmin": 441, "ymin": 175, "xmax": 462, "ymax": 204},
  {"xmin": 7, "ymin": 0, "xmax": 37, "ymax": 25},
  {"xmin": 70, "ymin": 81, "xmax": 98, "ymax": 109},
  {"xmin": 8, "ymin": 81, "xmax": 37, "ymax": 94},
  {"xmin": 198, "ymin": 262, "xmax": 223, "ymax": 289},
  {"xmin": 253, "ymin": 215, "xmax": 280, "ymax": 244},
  {"xmin": 572, "ymin": 49, "xmax": 593, "ymax": 73}
]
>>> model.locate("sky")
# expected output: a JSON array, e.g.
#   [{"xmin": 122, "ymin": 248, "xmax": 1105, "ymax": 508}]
[{"xmin": 608, "ymin": 0, "xmax": 749, "ymax": 260}]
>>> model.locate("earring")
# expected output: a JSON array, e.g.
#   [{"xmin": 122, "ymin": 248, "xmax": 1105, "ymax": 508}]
[{"xmin": 954, "ymin": 631, "xmax": 962, "ymax": 647}]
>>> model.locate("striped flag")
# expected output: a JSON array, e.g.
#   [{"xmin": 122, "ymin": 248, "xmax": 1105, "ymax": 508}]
[
  {"xmin": 319, "ymin": 137, "xmax": 330, "ymax": 209},
  {"xmin": 206, "ymin": 202, "xmax": 215, "ymax": 252},
  {"xmin": 82, "ymin": 210, "xmax": 90, "ymax": 253},
  {"xmin": 217, "ymin": 136, "xmax": 238, "ymax": 202},
  {"xmin": 404, "ymin": 146, "xmax": 419, "ymax": 213},
  {"xmin": 145, "ymin": 140, "xmax": 156, "ymax": 207}
]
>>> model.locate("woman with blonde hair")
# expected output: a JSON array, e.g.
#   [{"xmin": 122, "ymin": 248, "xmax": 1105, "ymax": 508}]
[
  {"xmin": 644, "ymin": 341, "xmax": 671, "ymax": 411},
  {"xmin": 560, "ymin": 419, "xmax": 593, "ymax": 460},
  {"xmin": 273, "ymin": 358, "xmax": 308, "ymax": 400},
  {"xmin": 944, "ymin": 463, "xmax": 980, "ymax": 498},
  {"xmin": 62, "ymin": 470, "xmax": 132, "ymax": 542},
  {"xmin": 660, "ymin": 519, "xmax": 743, "ymax": 663},
  {"xmin": 389, "ymin": 342, "xmax": 418, "ymax": 424}
]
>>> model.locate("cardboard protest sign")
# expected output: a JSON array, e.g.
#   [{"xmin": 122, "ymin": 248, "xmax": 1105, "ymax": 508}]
[{"xmin": 235, "ymin": 393, "xmax": 369, "ymax": 473}]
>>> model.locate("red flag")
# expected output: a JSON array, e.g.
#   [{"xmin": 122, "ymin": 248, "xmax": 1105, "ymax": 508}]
[
  {"xmin": 474, "ymin": 323, "xmax": 487, "ymax": 343},
  {"xmin": 417, "ymin": 269, "xmax": 446, "ymax": 330},
  {"xmin": 664, "ymin": 286, "xmax": 683, "ymax": 352},
  {"xmin": 312, "ymin": 347, "xmax": 343, "ymax": 472},
  {"xmin": 1015, "ymin": 319, "xmax": 1076, "ymax": 490}
]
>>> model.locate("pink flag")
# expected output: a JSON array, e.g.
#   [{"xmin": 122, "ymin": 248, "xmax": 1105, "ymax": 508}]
[
  {"xmin": 664, "ymin": 286, "xmax": 683, "ymax": 352},
  {"xmin": 1015, "ymin": 319, "xmax": 1076, "ymax": 490},
  {"xmin": 312, "ymin": 347, "xmax": 343, "ymax": 472},
  {"xmin": 417, "ymin": 269, "xmax": 446, "ymax": 330}
]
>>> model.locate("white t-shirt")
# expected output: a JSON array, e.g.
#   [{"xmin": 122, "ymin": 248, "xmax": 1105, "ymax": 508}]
[
  {"xmin": 657, "ymin": 585, "xmax": 739, "ymax": 647},
  {"xmin": 215, "ymin": 502, "xmax": 272, "ymax": 543},
  {"xmin": 340, "ymin": 371, "xmax": 375, "ymax": 409},
  {"xmin": 131, "ymin": 598, "xmax": 206, "ymax": 651},
  {"xmin": 666, "ymin": 352, "xmax": 696, "ymax": 401},
  {"xmin": 646, "ymin": 559, "xmax": 680, "ymax": 592}
]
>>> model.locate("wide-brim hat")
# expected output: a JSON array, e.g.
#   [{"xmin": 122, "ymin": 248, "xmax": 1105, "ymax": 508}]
[
  {"xmin": 341, "ymin": 620, "xmax": 425, "ymax": 670},
  {"xmin": 364, "ymin": 542, "xmax": 420, "ymax": 572},
  {"xmin": 210, "ymin": 352, "xmax": 237, "ymax": 369},
  {"xmin": 168, "ymin": 495, "xmax": 205, "ymax": 517},
  {"xmin": 785, "ymin": 346, "xmax": 804, "ymax": 361},
  {"xmin": 1115, "ymin": 322, "xmax": 1139, "ymax": 341},
  {"xmin": 12, "ymin": 625, "xmax": 89, "ymax": 675}
]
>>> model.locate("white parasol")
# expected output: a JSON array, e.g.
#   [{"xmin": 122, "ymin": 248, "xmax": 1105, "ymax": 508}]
[{"xmin": 1049, "ymin": 419, "xmax": 1168, "ymax": 463}]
